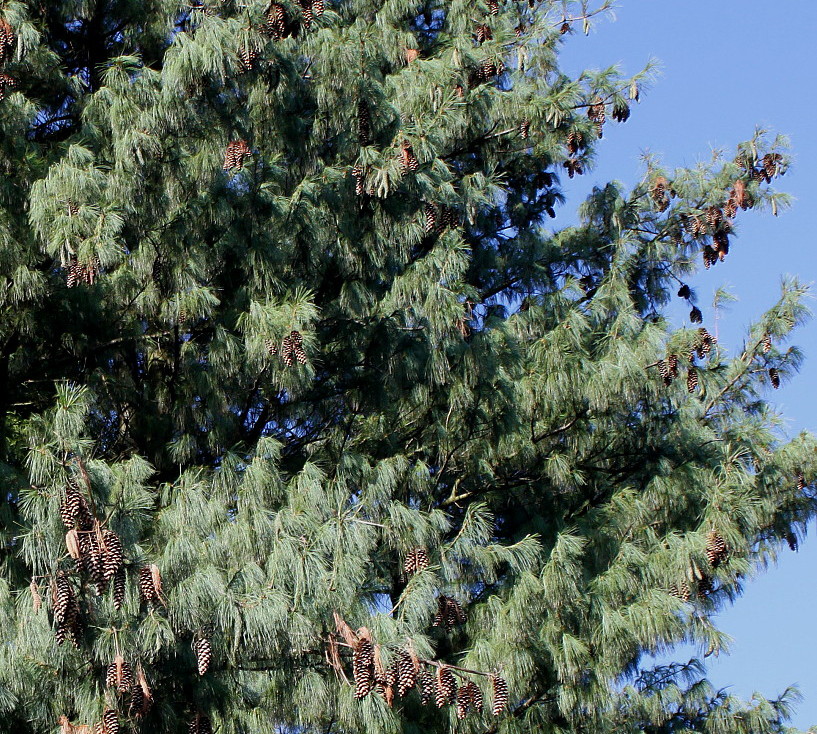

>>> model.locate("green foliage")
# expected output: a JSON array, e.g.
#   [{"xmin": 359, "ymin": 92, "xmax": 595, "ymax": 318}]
[{"xmin": 0, "ymin": 0, "xmax": 813, "ymax": 732}]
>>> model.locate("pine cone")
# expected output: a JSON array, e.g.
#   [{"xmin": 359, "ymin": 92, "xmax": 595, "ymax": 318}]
[
  {"xmin": 797, "ymin": 472, "xmax": 806, "ymax": 491},
  {"xmin": 237, "ymin": 45, "xmax": 260, "ymax": 72},
  {"xmin": 559, "ymin": 21, "xmax": 570, "ymax": 34},
  {"xmin": 102, "ymin": 709, "xmax": 119, "ymax": 734},
  {"xmin": 138, "ymin": 565, "xmax": 161, "ymax": 605},
  {"xmin": 194, "ymin": 636, "xmax": 212, "ymax": 676},
  {"xmin": 456, "ymin": 681, "xmax": 473, "ymax": 719},
  {"xmin": 702, "ymin": 245, "xmax": 718, "ymax": 269},
  {"xmin": 281, "ymin": 334, "xmax": 294, "ymax": 367},
  {"xmin": 769, "ymin": 367, "xmax": 780, "ymax": 389},
  {"xmin": 763, "ymin": 153, "xmax": 782, "ymax": 179},
  {"xmin": 353, "ymin": 638, "xmax": 375, "ymax": 698},
  {"xmin": 0, "ymin": 19, "xmax": 15, "ymax": 64},
  {"xmin": 611, "ymin": 102, "xmax": 630, "ymax": 123},
  {"xmin": 396, "ymin": 651, "xmax": 417, "ymax": 697},
  {"xmin": 357, "ymin": 101, "xmax": 371, "ymax": 146},
  {"xmin": 690, "ymin": 306, "xmax": 703, "ymax": 324},
  {"xmin": 667, "ymin": 354, "xmax": 679, "ymax": 379},
  {"xmin": 566, "ymin": 131, "xmax": 583, "ymax": 156},
  {"xmin": 399, "ymin": 140, "xmax": 418, "ymax": 174},
  {"xmin": 435, "ymin": 666, "xmax": 457, "ymax": 707},
  {"xmin": 487, "ymin": 0, "xmax": 499, "ymax": 15},
  {"xmin": 687, "ymin": 367, "xmax": 698, "ymax": 394},
  {"xmin": 112, "ymin": 567, "xmax": 126, "ymax": 611},
  {"xmin": 223, "ymin": 140, "xmax": 252, "ymax": 171},
  {"xmin": 263, "ymin": 3, "xmax": 288, "ymax": 40},
  {"xmin": 519, "ymin": 119, "xmax": 531, "ymax": 139},
  {"xmin": 128, "ymin": 681, "xmax": 145, "ymax": 717},
  {"xmin": 352, "ymin": 164, "xmax": 365, "ymax": 196},
  {"xmin": 563, "ymin": 158, "xmax": 583, "ymax": 179},
  {"xmin": 656, "ymin": 359, "xmax": 671, "ymax": 386},
  {"xmin": 491, "ymin": 674, "xmax": 508, "ymax": 715},
  {"xmin": 102, "ymin": 530, "xmax": 124, "ymax": 584},
  {"xmin": 0, "ymin": 72, "xmax": 17, "ymax": 100},
  {"xmin": 587, "ymin": 97, "xmax": 606, "ymax": 137},
  {"xmin": 761, "ymin": 334, "xmax": 772, "ymax": 353},
  {"xmin": 312, "ymin": 0, "xmax": 325, "ymax": 17},
  {"xmin": 705, "ymin": 530, "xmax": 728, "ymax": 568},
  {"xmin": 475, "ymin": 24, "xmax": 492, "ymax": 43},
  {"xmin": 419, "ymin": 670, "xmax": 435, "ymax": 705},
  {"xmin": 705, "ymin": 206, "xmax": 723, "ymax": 229}
]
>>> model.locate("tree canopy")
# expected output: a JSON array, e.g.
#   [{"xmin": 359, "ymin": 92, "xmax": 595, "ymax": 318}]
[{"xmin": 0, "ymin": 1, "xmax": 813, "ymax": 733}]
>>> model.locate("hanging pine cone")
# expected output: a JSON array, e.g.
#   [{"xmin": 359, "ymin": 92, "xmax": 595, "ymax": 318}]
[
  {"xmin": 138, "ymin": 565, "xmax": 161, "ymax": 605},
  {"xmin": 223, "ymin": 140, "xmax": 252, "ymax": 171},
  {"xmin": 432, "ymin": 595, "xmax": 467, "ymax": 631},
  {"xmin": 53, "ymin": 572, "xmax": 75, "ymax": 624},
  {"xmin": 396, "ymin": 651, "xmax": 417, "ymax": 697},
  {"xmin": 435, "ymin": 666, "xmax": 457, "ymax": 707},
  {"xmin": 697, "ymin": 574, "xmax": 714, "ymax": 597},
  {"xmin": 611, "ymin": 102, "xmax": 630, "ymax": 122},
  {"xmin": 189, "ymin": 714, "xmax": 213, "ymax": 734},
  {"xmin": 289, "ymin": 330, "xmax": 307, "ymax": 364},
  {"xmin": 723, "ymin": 197, "xmax": 738, "ymax": 218},
  {"xmin": 456, "ymin": 681, "xmax": 474, "ymax": 719},
  {"xmin": 797, "ymin": 472, "xmax": 806, "ymax": 491},
  {"xmin": 237, "ymin": 45, "xmax": 260, "ymax": 72},
  {"xmin": 761, "ymin": 334, "xmax": 772, "ymax": 353},
  {"xmin": 113, "ymin": 567, "xmax": 126, "ymax": 611},
  {"xmin": 423, "ymin": 203, "xmax": 438, "ymax": 235},
  {"xmin": 491, "ymin": 674, "xmax": 508, "ymax": 715},
  {"xmin": 668, "ymin": 580, "xmax": 692, "ymax": 601},
  {"xmin": 656, "ymin": 359, "xmax": 671, "ymax": 386},
  {"xmin": 102, "ymin": 709, "xmax": 119, "ymax": 734},
  {"xmin": 768, "ymin": 367, "xmax": 780, "ymax": 389},
  {"xmin": 352, "ymin": 164, "xmax": 365, "ymax": 196},
  {"xmin": 194, "ymin": 636, "xmax": 212, "ymax": 676},
  {"xmin": 419, "ymin": 670, "xmax": 436, "ymax": 705},
  {"xmin": 298, "ymin": 0, "xmax": 314, "ymax": 27},
  {"xmin": 563, "ymin": 158, "xmax": 583, "ymax": 179},
  {"xmin": 102, "ymin": 529, "xmax": 124, "ymax": 584},
  {"xmin": 128, "ymin": 681, "xmax": 145, "ymax": 718},
  {"xmin": 514, "ymin": 23, "xmax": 526, "ymax": 37},
  {"xmin": 475, "ymin": 24, "xmax": 492, "ymax": 43},
  {"xmin": 713, "ymin": 230, "xmax": 729, "ymax": 260},
  {"xmin": 399, "ymin": 140, "xmax": 418, "ymax": 174},
  {"xmin": 477, "ymin": 57, "xmax": 498, "ymax": 81},
  {"xmin": 519, "ymin": 119, "xmax": 531, "ymax": 139},
  {"xmin": 587, "ymin": 97, "xmax": 606, "ymax": 137},
  {"xmin": 650, "ymin": 177, "xmax": 670, "ymax": 211},
  {"xmin": 312, "ymin": 0, "xmax": 325, "ymax": 17},
  {"xmin": 687, "ymin": 367, "xmax": 698, "ymax": 394},
  {"xmin": 763, "ymin": 153, "xmax": 782, "ymax": 179},
  {"xmin": 0, "ymin": 72, "xmax": 17, "ymax": 100},
  {"xmin": 487, "ymin": 0, "xmax": 499, "ymax": 15},
  {"xmin": 689, "ymin": 306, "xmax": 703, "ymax": 324},
  {"xmin": 702, "ymin": 245, "xmax": 718, "ymax": 269},
  {"xmin": 667, "ymin": 353, "xmax": 679, "ymax": 379},
  {"xmin": 705, "ymin": 206, "xmax": 723, "ymax": 229},
  {"xmin": 357, "ymin": 101, "xmax": 371, "ymax": 146},
  {"xmin": 0, "ymin": 19, "xmax": 14, "ymax": 64},
  {"xmin": 559, "ymin": 21, "xmax": 570, "ymax": 34},
  {"xmin": 786, "ymin": 532, "xmax": 798, "ymax": 551},
  {"xmin": 697, "ymin": 327, "xmax": 716, "ymax": 355},
  {"xmin": 566, "ymin": 130, "xmax": 582, "ymax": 156},
  {"xmin": 353, "ymin": 638, "xmax": 375, "ymax": 698},
  {"xmin": 263, "ymin": 2, "xmax": 288, "ymax": 39},
  {"xmin": 705, "ymin": 530, "xmax": 728, "ymax": 568},
  {"xmin": 281, "ymin": 334, "xmax": 294, "ymax": 367}
]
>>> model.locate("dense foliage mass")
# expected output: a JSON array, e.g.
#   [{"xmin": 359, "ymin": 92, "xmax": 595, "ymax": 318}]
[{"xmin": 0, "ymin": 1, "xmax": 813, "ymax": 732}]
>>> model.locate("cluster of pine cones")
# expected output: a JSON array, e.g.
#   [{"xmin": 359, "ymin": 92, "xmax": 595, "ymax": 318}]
[
  {"xmin": 670, "ymin": 530, "xmax": 730, "ymax": 602},
  {"xmin": 432, "ymin": 594, "xmax": 467, "ymax": 632},
  {"xmin": 264, "ymin": 329, "xmax": 308, "ymax": 366},
  {"xmin": 0, "ymin": 18, "xmax": 16, "ymax": 101},
  {"xmin": 261, "ymin": 0, "xmax": 324, "ymax": 40},
  {"xmin": 66, "ymin": 255, "xmax": 101, "ymax": 288},
  {"xmin": 344, "ymin": 630, "xmax": 508, "ymax": 717},
  {"xmin": 105, "ymin": 655, "xmax": 154, "ymax": 719},
  {"xmin": 423, "ymin": 202, "xmax": 459, "ymax": 235},
  {"xmin": 223, "ymin": 139, "xmax": 252, "ymax": 170},
  {"xmin": 653, "ymin": 327, "xmax": 716, "ymax": 395}
]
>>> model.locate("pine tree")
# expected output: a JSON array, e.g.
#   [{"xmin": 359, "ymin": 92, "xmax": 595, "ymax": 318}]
[{"xmin": 0, "ymin": 2, "xmax": 812, "ymax": 733}]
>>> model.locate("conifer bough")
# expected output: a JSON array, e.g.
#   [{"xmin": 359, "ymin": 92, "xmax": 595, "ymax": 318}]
[{"xmin": 0, "ymin": 1, "xmax": 813, "ymax": 733}]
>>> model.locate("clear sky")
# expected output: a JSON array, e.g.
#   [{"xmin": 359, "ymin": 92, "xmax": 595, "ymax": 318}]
[{"xmin": 557, "ymin": 2, "xmax": 817, "ymax": 729}]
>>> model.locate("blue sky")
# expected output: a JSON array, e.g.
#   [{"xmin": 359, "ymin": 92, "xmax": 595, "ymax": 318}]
[{"xmin": 557, "ymin": 2, "xmax": 817, "ymax": 728}]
